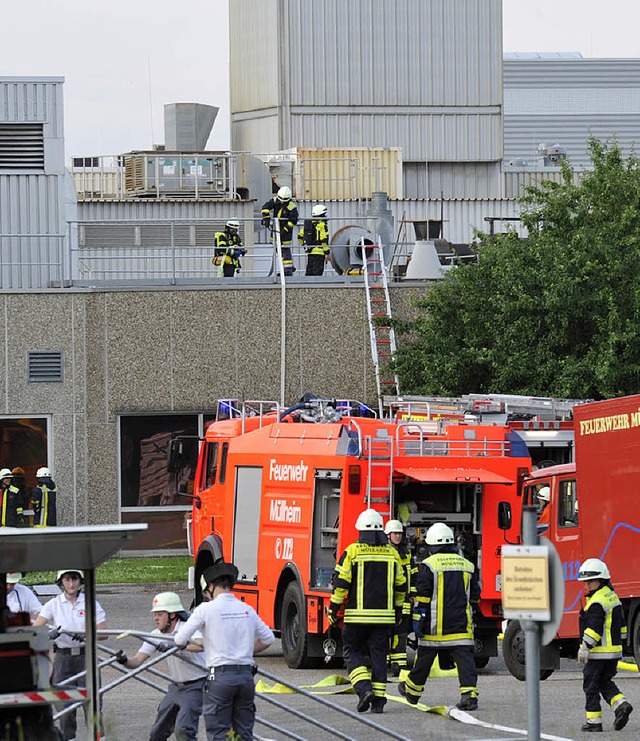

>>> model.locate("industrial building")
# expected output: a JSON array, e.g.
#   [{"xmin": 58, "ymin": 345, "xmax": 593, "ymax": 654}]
[{"xmin": 2, "ymin": 0, "xmax": 640, "ymax": 550}]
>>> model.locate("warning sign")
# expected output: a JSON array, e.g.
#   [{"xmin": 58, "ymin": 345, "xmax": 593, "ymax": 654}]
[{"xmin": 501, "ymin": 545, "xmax": 550, "ymax": 621}]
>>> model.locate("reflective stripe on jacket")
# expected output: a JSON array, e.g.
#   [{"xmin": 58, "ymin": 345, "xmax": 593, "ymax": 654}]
[
  {"xmin": 32, "ymin": 483, "xmax": 58, "ymax": 526},
  {"xmin": 1, "ymin": 484, "xmax": 24, "ymax": 527},
  {"xmin": 298, "ymin": 219, "xmax": 330, "ymax": 256},
  {"xmin": 415, "ymin": 550, "xmax": 480, "ymax": 648},
  {"xmin": 331, "ymin": 541, "xmax": 406, "ymax": 624},
  {"xmin": 579, "ymin": 584, "xmax": 625, "ymax": 660}
]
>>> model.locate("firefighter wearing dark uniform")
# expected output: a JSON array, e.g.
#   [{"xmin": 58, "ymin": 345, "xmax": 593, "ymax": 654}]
[
  {"xmin": 261, "ymin": 186, "xmax": 299, "ymax": 276},
  {"xmin": 329, "ymin": 508, "xmax": 406, "ymax": 714},
  {"xmin": 298, "ymin": 204, "xmax": 330, "ymax": 276},
  {"xmin": 0, "ymin": 468, "xmax": 25, "ymax": 527},
  {"xmin": 32, "ymin": 466, "xmax": 58, "ymax": 526},
  {"xmin": 399, "ymin": 522, "xmax": 480, "ymax": 710},
  {"xmin": 577, "ymin": 558, "xmax": 633, "ymax": 732},
  {"xmin": 384, "ymin": 519, "xmax": 417, "ymax": 674},
  {"xmin": 213, "ymin": 219, "xmax": 246, "ymax": 278}
]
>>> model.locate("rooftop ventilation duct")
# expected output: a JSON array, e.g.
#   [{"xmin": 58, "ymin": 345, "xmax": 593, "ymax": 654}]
[{"xmin": 164, "ymin": 103, "xmax": 218, "ymax": 151}]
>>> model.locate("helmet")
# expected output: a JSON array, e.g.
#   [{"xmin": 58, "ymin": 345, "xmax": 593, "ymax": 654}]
[
  {"xmin": 537, "ymin": 486, "xmax": 550, "ymax": 502},
  {"xmin": 226, "ymin": 219, "xmax": 240, "ymax": 231},
  {"xmin": 425, "ymin": 522, "xmax": 454, "ymax": 546},
  {"xmin": 150, "ymin": 591, "xmax": 184, "ymax": 613},
  {"xmin": 355, "ymin": 508, "xmax": 383, "ymax": 531},
  {"xmin": 578, "ymin": 558, "xmax": 610, "ymax": 581},
  {"xmin": 277, "ymin": 186, "xmax": 292, "ymax": 202},
  {"xmin": 0, "ymin": 469, "xmax": 12, "ymax": 478},
  {"xmin": 36, "ymin": 467, "xmax": 52, "ymax": 478},
  {"xmin": 6, "ymin": 572, "xmax": 22, "ymax": 584},
  {"xmin": 56, "ymin": 569, "xmax": 84, "ymax": 583},
  {"xmin": 384, "ymin": 519, "xmax": 404, "ymax": 535},
  {"xmin": 11, "ymin": 467, "xmax": 25, "ymax": 477},
  {"xmin": 202, "ymin": 562, "xmax": 239, "ymax": 588},
  {"xmin": 311, "ymin": 204, "xmax": 327, "ymax": 217}
]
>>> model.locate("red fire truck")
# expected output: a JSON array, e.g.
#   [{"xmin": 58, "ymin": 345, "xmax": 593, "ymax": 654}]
[
  {"xmin": 501, "ymin": 394, "xmax": 640, "ymax": 679},
  {"xmin": 169, "ymin": 396, "xmax": 531, "ymax": 668}
]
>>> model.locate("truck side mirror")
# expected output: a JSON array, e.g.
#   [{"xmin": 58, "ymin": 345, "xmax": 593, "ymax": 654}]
[
  {"xmin": 498, "ymin": 501, "xmax": 512, "ymax": 531},
  {"xmin": 167, "ymin": 438, "xmax": 186, "ymax": 473}
]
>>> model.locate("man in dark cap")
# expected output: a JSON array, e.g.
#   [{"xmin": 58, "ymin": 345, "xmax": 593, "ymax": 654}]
[{"xmin": 174, "ymin": 562, "xmax": 275, "ymax": 740}]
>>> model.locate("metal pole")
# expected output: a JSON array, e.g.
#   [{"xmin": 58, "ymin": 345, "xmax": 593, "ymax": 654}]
[
  {"xmin": 522, "ymin": 505, "xmax": 541, "ymax": 741},
  {"xmin": 84, "ymin": 568, "xmax": 101, "ymax": 741},
  {"xmin": 274, "ymin": 220, "xmax": 286, "ymax": 408}
]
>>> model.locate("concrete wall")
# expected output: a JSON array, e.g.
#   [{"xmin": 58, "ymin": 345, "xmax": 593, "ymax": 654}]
[{"xmin": 1, "ymin": 284, "xmax": 425, "ymax": 526}]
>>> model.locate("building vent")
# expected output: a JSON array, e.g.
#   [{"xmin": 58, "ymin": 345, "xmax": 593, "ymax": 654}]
[
  {"xmin": 28, "ymin": 351, "xmax": 63, "ymax": 382},
  {"xmin": 0, "ymin": 123, "xmax": 45, "ymax": 170}
]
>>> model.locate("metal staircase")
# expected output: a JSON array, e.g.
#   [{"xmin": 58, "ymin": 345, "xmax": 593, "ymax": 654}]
[{"xmin": 363, "ymin": 239, "xmax": 400, "ymax": 416}]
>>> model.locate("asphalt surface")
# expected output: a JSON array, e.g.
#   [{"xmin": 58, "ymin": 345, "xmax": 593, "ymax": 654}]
[{"xmin": 35, "ymin": 583, "xmax": 640, "ymax": 741}]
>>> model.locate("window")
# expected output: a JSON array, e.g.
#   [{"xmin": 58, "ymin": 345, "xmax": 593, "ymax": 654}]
[
  {"xmin": 558, "ymin": 479, "xmax": 578, "ymax": 528},
  {"xmin": 219, "ymin": 442, "xmax": 229, "ymax": 484},
  {"xmin": 204, "ymin": 442, "xmax": 219, "ymax": 489},
  {"xmin": 0, "ymin": 417, "xmax": 49, "ymax": 488},
  {"xmin": 0, "ymin": 123, "xmax": 44, "ymax": 171}
]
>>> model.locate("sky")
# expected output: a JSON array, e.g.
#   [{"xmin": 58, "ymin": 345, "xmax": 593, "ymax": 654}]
[{"xmin": 1, "ymin": 0, "xmax": 638, "ymax": 158}]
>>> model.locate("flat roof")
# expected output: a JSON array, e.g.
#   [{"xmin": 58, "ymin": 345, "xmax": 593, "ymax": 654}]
[{"xmin": 0, "ymin": 525, "xmax": 147, "ymax": 572}]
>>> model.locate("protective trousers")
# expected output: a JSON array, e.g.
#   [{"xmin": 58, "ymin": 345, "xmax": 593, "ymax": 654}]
[
  {"xmin": 405, "ymin": 645, "xmax": 477, "ymax": 702},
  {"xmin": 305, "ymin": 253, "xmax": 325, "ymax": 276},
  {"xmin": 583, "ymin": 659, "xmax": 623, "ymax": 721},
  {"xmin": 343, "ymin": 623, "xmax": 390, "ymax": 707},
  {"xmin": 203, "ymin": 666, "xmax": 255, "ymax": 740},
  {"xmin": 149, "ymin": 678, "xmax": 205, "ymax": 741}
]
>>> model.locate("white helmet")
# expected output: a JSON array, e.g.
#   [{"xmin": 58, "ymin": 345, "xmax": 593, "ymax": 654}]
[
  {"xmin": 277, "ymin": 186, "xmax": 292, "ymax": 202},
  {"xmin": 150, "ymin": 591, "xmax": 184, "ymax": 613},
  {"xmin": 56, "ymin": 569, "xmax": 84, "ymax": 582},
  {"xmin": 426, "ymin": 522, "xmax": 454, "ymax": 546},
  {"xmin": 355, "ymin": 508, "xmax": 383, "ymax": 531},
  {"xmin": 384, "ymin": 519, "xmax": 404, "ymax": 535},
  {"xmin": 226, "ymin": 219, "xmax": 240, "ymax": 231},
  {"xmin": 537, "ymin": 485, "xmax": 550, "ymax": 502},
  {"xmin": 0, "ymin": 468, "xmax": 13, "ymax": 478},
  {"xmin": 6, "ymin": 572, "xmax": 22, "ymax": 584},
  {"xmin": 36, "ymin": 467, "xmax": 52, "ymax": 478},
  {"xmin": 311, "ymin": 204, "xmax": 327, "ymax": 217},
  {"xmin": 578, "ymin": 558, "xmax": 610, "ymax": 581}
]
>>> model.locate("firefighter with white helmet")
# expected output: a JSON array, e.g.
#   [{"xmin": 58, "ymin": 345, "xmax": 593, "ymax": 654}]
[
  {"xmin": 0, "ymin": 467, "xmax": 25, "ymax": 527},
  {"xmin": 298, "ymin": 203, "xmax": 330, "ymax": 276},
  {"xmin": 329, "ymin": 508, "xmax": 406, "ymax": 714},
  {"xmin": 399, "ymin": 521, "xmax": 481, "ymax": 711},
  {"xmin": 576, "ymin": 558, "xmax": 633, "ymax": 732},
  {"xmin": 33, "ymin": 569, "xmax": 107, "ymax": 739},
  {"xmin": 261, "ymin": 186, "xmax": 299, "ymax": 276},
  {"xmin": 115, "ymin": 591, "xmax": 208, "ymax": 740},
  {"xmin": 32, "ymin": 466, "xmax": 58, "ymax": 526},
  {"xmin": 384, "ymin": 519, "xmax": 417, "ymax": 675},
  {"xmin": 212, "ymin": 218, "xmax": 247, "ymax": 278}
]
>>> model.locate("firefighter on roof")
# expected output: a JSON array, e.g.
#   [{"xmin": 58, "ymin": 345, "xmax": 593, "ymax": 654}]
[
  {"xmin": 298, "ymin": 204, "xmax": 330, "ymax": 276},
  {"xmin": 329, "ymin": 508, "xmax": 406, "ymax": 714},
  {"xmin": 384, "ymin": 519, "xmax": 417, "ymax": 675},
  {"xmin": 399, "ymin": 522, "xmax": 481, "ymax": 711},
  {"xmin": 213, "ymin": 219, "xmax": 246, "ymax": 278},
  {"xmin": 577, "ymin": 558, "xmax": 633, "ymax": 732},
  {"xmin": 261, "ymin": 186, "xmax": 299, "ymax": 276}
]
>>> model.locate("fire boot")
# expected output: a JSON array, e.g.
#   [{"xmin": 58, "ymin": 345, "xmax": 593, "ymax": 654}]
[
  {"xmin": 613, "ymin": 701, "xmax": 633, "ymax": 730},
  {"xmin": 456, "ymin": 692, "xmax": 478, "ymax": 711},
  {"xmin": 581, "ymin": 722, "xmax": 603, "ymax": 732}
]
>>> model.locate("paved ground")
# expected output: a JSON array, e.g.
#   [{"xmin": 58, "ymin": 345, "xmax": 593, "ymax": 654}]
[{"xmin": 36, "ymin": 583, "xmax": 640, "ymax": 741}]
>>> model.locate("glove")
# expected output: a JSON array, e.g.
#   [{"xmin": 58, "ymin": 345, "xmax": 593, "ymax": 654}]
[
  {"xmin": 261, "ymin": 217, "xmax": 271, "ymax": 228},
  {"xmin": 70, "ymin": 633, "xmax": 84, "ymax": 643},
  {"xmin": 155, "ymin": 640, "xmax": 173, "ymax": 653},
  {"xmin": 48, "ymin": 626, "xmax": 62, "ymax": 641},
  {"xmin": 577, "ymin": 645, "xmax": 590, "ymax": 664},
  {"xmin": 395, "ymin": 607, "xmax": 404, "ymax": 627},
  {"xmin": 328, "ymin": 605, "xmax": 340, "ymax": 627},
  {"xmin": 115, "ymin": 650, "xmax": 129, "ymax": 665}
]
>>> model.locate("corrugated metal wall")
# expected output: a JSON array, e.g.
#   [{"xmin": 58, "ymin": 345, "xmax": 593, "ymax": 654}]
[
  {"xmin": 230, "ymin": 0, "xmax": 503, "ymax": 164},
  {"xmin": 0, "ymin": 78, "xmax": 67, "ymax": 288},
  {"xmin": 503, "ymin": 60, "xmax": 640, "ymax": 166}
]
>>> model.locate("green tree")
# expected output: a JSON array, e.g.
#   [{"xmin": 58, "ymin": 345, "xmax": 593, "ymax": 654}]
[{"xmin": 395, "ymin": 137, "xmax": 640, "ymax": 399}]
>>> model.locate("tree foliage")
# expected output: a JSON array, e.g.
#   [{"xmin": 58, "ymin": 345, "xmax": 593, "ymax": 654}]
[{"xmin": 395, "ymin": 138, "xmax": 640, "ymax": 399}]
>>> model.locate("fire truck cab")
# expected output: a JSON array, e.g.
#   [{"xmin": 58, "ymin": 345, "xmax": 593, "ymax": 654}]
[{"xmin": 172, "ymin": 397, "xmax": 531, "ymax": 668}]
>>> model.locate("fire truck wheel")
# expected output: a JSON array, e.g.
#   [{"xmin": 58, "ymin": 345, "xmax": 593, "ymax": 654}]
[
  {"xmin": 632, "ymin": 609, "xmax": 640, "ymax": 667},
  {"xmin": 502, "ymin": 620, "xmax": 553, "ymax": 681},
  {"xmin": 281, "ymin": 582, "xmax": 322, "ymax": 669}
]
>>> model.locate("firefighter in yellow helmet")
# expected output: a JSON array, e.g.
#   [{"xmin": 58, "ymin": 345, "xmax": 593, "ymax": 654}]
[
  {"xmin": 261, "ymin": 186, "xmax": 299, "ymax": 276},
  {"xmin": 329, "ymin": 508, "xmax": 406, "ymax": 714},
  {"xmin": 399, "ymin": 522, "xmax": 481, "ymax": 711},
  {"xmin": 384, "ymin": 519, "xmax": 417, "ymax": 675}
]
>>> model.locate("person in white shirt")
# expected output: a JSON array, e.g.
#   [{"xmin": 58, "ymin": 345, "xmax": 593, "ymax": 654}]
[
  {"xmin": 174, "ymin": 562, "xmax": 275, "ymax": 741},
  {"xmin": 6, "ymin": 572, "xmax": 42, "ymax": 621},
  {"xmin": 33, "ymin": 569, "xmax": 107, "ymax": 740},
  {"xmin": 115, "ymin": 591, "xmax": 208, "ymax": 741}
]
